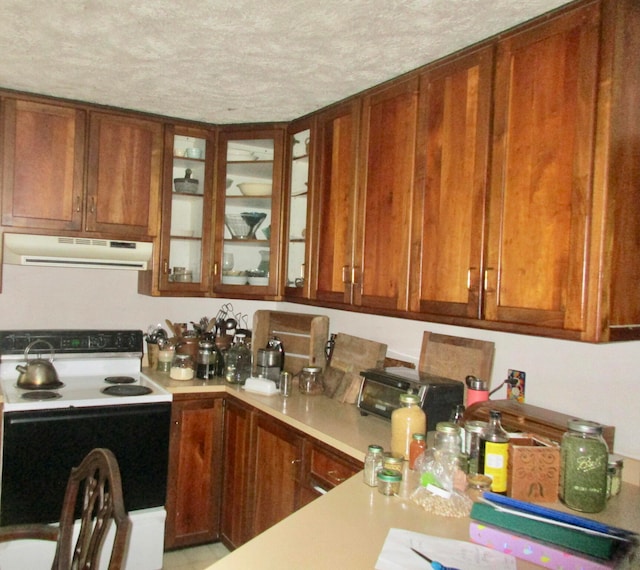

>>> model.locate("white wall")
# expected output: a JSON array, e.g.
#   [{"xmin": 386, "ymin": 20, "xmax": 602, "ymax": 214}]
[{"xmin": 1, "ymin": 264, "xmax": 638, "ymax": 460}]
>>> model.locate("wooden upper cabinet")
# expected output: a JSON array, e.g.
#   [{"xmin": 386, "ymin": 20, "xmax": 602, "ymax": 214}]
[
  {"xmin": 312, "ymin": 100, "xmax": 360, "ymax": 304},
  {"xmin": 410, "ymin": 46, "xmax": 494, "ymax": 319},
  {"xmin": 485, "ymin": 2, "xmax": 600, "ymax": 331},
  {"xmin": 1, "ymin": 98, "xmax": 86, "ymax": 231},
  {"xmin": 355, "ymin": 78, "xmax": 419, "ymax": 311},
  {"xmin": 86, "ymin": 111, "xmax": 162, "ymax": 237},
  {"xmin": 1, "ymin": 98, "xmax": 162, "ymax": 239}
]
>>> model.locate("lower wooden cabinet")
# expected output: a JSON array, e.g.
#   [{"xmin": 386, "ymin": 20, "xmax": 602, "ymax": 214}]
[
  {"xmin": 219, "ymin": 397, "xmax": 363, "ymax": 550},
  {"xmin": 165, "ymin": 394, "xmax": 224, "ymax": 550}
]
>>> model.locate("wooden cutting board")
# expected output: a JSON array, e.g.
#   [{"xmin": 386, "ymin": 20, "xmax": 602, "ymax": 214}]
[{"xmin": 329, "ymin": 333, "xmax": 387, "ymax": 404}]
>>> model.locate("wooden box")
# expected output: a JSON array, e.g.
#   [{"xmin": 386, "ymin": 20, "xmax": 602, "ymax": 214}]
[
  {"xmin": 464, "ymin": 399, "xmax": 615, "ymax": 451},
  {"xmin": 507, "ymin": 435, "xmax": 560, "ymax": 503},
  {"xmin": 252, "ymin": 310, "xmax": 329, "ymax": 374}
]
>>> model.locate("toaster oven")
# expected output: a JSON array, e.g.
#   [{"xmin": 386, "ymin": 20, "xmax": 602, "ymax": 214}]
[{"xmin": 357, "ymin": 367, "xmax": 464, "ymax": 431}]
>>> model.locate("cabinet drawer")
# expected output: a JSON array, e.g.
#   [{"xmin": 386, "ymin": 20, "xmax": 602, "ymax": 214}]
[{"xmin": 308, "ymin": 443, "xmax": 362, "ymax": 491}]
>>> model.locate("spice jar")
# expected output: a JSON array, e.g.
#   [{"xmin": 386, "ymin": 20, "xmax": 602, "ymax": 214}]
[
  {"xmin": 464, "ymin": 420, "xmax": 488, "ymax": 475},
  {"xmin": 560, "ymin": 419, "xmax": 608, "ymax": 513},
  {"xmin": 383, "ymin": 452, "xmax": 404, "ymax": 474},
  {"xmin": 376, "ymin": 469, "xmax": 402, "ymax": 496},
  {"xmin": 391, "ymin": 393, "xmax": 426, "ymax": 460},
  {"xmin": 298, "ymin": 366, "xmax": 324, "ymax": 395},
  {"xmin": 409, "ymin": 433, "xmax": 426, "ymax": 470},
  {"xmin": 607, "ymin": 454, "xmax": 624, "ymax": 499},
  {"xmin": 466, "ymin": 473, "xmax": 492, "ymax": 502},
  {"xmin": 364, "ymin": 444, "xmax": 385, "ymax": 486},
  {"xmin": 169, "ymin": 352, "xmax": 195, "ymax": 380}
]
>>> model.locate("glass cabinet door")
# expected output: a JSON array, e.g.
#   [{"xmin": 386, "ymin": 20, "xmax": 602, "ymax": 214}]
[
  {"xmin": 216, "ymin": 129, "xmax": 283, "ymax": 293},
  {"xmin": 284, "ymin": 125, "xmax": 312, "ymax": 296},
  {"xmin": 160, "ymin": 128, "xmax": 213, "ymax": 292}
]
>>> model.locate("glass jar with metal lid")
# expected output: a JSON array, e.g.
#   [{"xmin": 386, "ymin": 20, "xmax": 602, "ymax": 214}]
[
  {"xmin": 391, "ymin": 393, "xmax": 426, "ymax": 460},
  {"xmin": 170, "ymin": 352, "xmax": 195, "ymax": 380},
  {"xmin": 298, "ymin": 366, "xmax": 324, "ymax": 395},
  {"xmin": 560, "ymin": 419, "xmax": 608, "ymax": 513},
  {"xmin": 464, "ymin": 420, "xmax": 488, "ymax": 475},
  {"xmin": 434, "ymin": 421, "xmax": 462, "ymax": 454}
]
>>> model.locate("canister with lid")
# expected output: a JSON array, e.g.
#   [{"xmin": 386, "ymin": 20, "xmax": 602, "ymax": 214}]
[
  {"xmin": 298, "ymin": 366, "xmax": 324, "ymax": 395},
  {"xmin": 170, "ymin": 352, "xmax": 195, "ymax": 380},
  {"xmin": 391, "ymin": 393, "xmax": 426, "ymax": 460},
  {"xmin": 464, "ymin": 420, "xmax": 488, "ymax": 475},
  {"xmin": 364, "ymin": 444, "xmax": 385, "ymax": 486},
  {"xmin": 560, "ymin": 419, "xmax": 608, "ymax": 513}
]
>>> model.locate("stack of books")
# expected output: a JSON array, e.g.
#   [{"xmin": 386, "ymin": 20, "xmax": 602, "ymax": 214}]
[{"xmin": 470, "ymin": 492, "xmax": 638, "ymax": 569}]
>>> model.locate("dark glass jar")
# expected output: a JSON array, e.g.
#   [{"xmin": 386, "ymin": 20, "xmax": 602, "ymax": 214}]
[{"xmin": 560, "ymin": 419, "xmax": 608, "ymax": 513}]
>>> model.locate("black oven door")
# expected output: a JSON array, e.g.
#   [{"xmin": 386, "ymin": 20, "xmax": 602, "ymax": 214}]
[{"xmin": 0, "ymin": 402, "xmax": 171, "ymax": 526}]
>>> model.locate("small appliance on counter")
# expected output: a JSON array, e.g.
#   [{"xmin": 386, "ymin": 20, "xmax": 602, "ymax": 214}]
[{"xmin": 357, "ymin": 367, "xmax": 463, "ymax": 431}]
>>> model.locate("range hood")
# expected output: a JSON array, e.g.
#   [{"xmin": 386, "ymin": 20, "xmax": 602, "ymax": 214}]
[{"xmin": 2, "ymin": 234, "xmax": 153, "ymax": 270}]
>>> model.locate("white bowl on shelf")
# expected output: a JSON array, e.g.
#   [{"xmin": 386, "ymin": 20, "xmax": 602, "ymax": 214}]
[
  {"xmin": 238, "ymin": 182, "xmax": 272, "ymax": 197},
  {"xmin": 222, "ymin": 273, "xmax": 248, "ymax": 285},
  {"xmin": 248, "ymin": 276, "xmax": 269, "ymax": 286}
]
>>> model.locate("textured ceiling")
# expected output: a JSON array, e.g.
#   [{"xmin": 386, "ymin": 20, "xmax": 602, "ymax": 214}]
[{"xmin": 1, "ymin": 0, "xmax": 571, "ymax": 124}]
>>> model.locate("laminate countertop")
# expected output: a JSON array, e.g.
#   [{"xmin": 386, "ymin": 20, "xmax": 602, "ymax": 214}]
[{"xmin": 146, "ymin": 370, "xmax": 640, "ymax": 570}]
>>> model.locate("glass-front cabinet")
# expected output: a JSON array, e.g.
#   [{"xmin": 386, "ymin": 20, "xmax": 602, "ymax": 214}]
[
  {"xmin": 158, "ymin": 125, "xmax": 215, "ymax": 294},
  {"xmin": 283, "ymin": 120, "xmax": 313, "ymax": 298},
  {"xmin": 214, "ymin": 128, "xmax": 284, "ymax": 295}
]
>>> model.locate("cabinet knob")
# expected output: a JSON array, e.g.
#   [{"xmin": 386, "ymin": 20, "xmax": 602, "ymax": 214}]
[{"xmin": 327, "ymin": 470, "xmax": 346, "ymax": 484}]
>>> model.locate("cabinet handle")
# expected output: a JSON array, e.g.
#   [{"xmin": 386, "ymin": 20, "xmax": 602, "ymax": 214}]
[
  {"xmin": 467, "ymin": 267, "xmax": 478, "ymax": 291},
  {"xmin": 351, "ymin": 267, "xmax": 359, "ymax": 285},
  {"xmin": 75, "ymin": 196, "xmax": 82, "ymax": 213},
  {"xmin": 88, "ymin": 197, "xmax": 95, "ymax": 214},
  {"xmin": 213, "ymin": 262, "xmax": 219, "ymax": 276},
  {"xmin": 341, "ymin": 265, "xmax": 350, "ymax": 284},
  {"xmin": 484, "ymin": 267, "xmax": 495, "ymax": 293},
  {"xmin": 312, "ymin": 484, "xmax": 328, "ymax": 495},
  {"xmin": 327, "ymin": 470, "xmax": 346, "ymax": 484},
  {"xmin": 290, "ymin": 458, "xmax": 302, "ymax": 465},
  {"xmin": 162, "ymin": 260, "xmax": 170, "ymax": 275}
]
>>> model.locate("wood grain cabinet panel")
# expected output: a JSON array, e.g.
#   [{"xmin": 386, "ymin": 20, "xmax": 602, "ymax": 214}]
[
  {"xmin": 165, "ymin": 394, "xmax": 224, "ymax": 550},
  {"xmin": 86, "ymin": 111, "xmax": 162, "ymax": 237},
  {"xmin": 410, "ymin": 45, "xmax": 494, "ymax": 320},
  {"xmin": 1, "ymin": 98, "xmax": 86, "ymax": 231}
]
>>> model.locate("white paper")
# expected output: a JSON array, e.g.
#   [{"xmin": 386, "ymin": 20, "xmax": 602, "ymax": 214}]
[{"xmin": 375, "ymin": 528, "xmax": 516, "ymax": 570}]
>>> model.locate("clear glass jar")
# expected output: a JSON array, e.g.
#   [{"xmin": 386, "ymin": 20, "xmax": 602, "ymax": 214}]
[
  {"xmin": 464, "ymin": 420, "xmax": 488, "ymax": 475},
  {"xmin": 466, "ymin": 473, "xmax": 492, "ymax": 502},
  {"xmin": 409, "ymin": 433, "xmax": 426, "ymax": 470},
  {"xmin": 298, "ymin": 366, "xmax": 324, "ymax": 395},
  {"xmin": 478, "ymin": 410, "xmax": 509, "ymax": 493},
  {"xmin": 376, "ymin": 469, "xmax": 402, "ymax": 496},
  {"xmin": 364, "ymin": 444, "xmax": 385, "ymax": 486},
  {"xmin": 560, "ymin": 419, "xmax": 608, "ymax": 513},
  {"xmin": 169, "ymin": 352, "xmax": 195, "ymax": 380},
  {"xmin": 383, "ymin": 452, "xmax": 404, "ymax": 474},
  {"xmin": 391, "ymin": 393, "xmax": 426, "ymax": 460},
  {"xmin": 157, "ymin": 345, "xmax": 175, "ymax": 374},
  {"xmin": 434, "ymin": 422, "xmax": 462, "ymax": 455},
  {"xmin": 224, "ymin": 334, "xmax": 252, "ymax": 385}
]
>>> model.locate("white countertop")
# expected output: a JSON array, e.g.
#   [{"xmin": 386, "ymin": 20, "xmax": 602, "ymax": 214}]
[{"xmin": 146, "ymin": 370, "xmax": 640, "ymax": 569}]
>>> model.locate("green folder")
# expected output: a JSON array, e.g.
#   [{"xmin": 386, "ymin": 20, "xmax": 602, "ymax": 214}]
[{"xmin": 470, "ymin": 501, "xmax": 618, "ymax": 559}]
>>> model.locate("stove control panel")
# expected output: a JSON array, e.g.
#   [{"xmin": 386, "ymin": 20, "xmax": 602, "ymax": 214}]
[{"xmin": 0, "ymin": 330, "xmax": 143, "ymax": 355}]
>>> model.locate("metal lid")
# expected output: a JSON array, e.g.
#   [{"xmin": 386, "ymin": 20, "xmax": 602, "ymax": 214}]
[
  {"xmin": 377, "ymin": 469, "xmax": 402, "ymax": 482},
  {"xmin": 411, "ymin": 433, "xmax": 426, "ymax": 440},
  {"xmin": 399, "ymin": 393, "xmax": 420, "ymax": 404},
  {"xmin": 464, "ymin": 420, "xmax": 488, "ymax": 434},
  {"xmin": 383, "ymin": 452, "xmax": 404, "ymax": 464},
  {"xmin": 367, "ymin": 444, "xmax": 383, "ymax": 454},
  {"xmin": 436, "ymin": 421, "xmax": 460, "ymax": 434},
  {"xmin": 567, "ymin": 419, "xmax": 603, "ymax": 435},
  {"xmin": 301, "ymin": 366, "xmax": 323, "ymax": 373}
]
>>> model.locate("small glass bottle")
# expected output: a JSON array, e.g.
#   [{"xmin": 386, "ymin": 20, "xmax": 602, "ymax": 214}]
[
  {"xmin": 409, "ymin": 433, "xmax": 426, "ymax": 470},
  {"xmin": 363, "ymin": 444, "xmax": 385, "ymax": 486},
  {"xmin": 478, "ymin": 410, "xmax": 510, "ymax": 494},
  {"xmin": 607, "ymin": 454, "xmax": 623, "ymax": 499},
  {"xmin": 560, "ymin": 419, "xmax": 608, "ymax": 513},
  {"xmin": 464, "ymin": 420, "xmax": 488, "ymax": 475},
  {"xmin": 449, "ymin": 404, "xmax": 466, "ymax": 450},
  {"xmin": 224, "ymin": 334, "xmax": 252, "ymax": 385},
  {"xmin": 391, "ymin": 393, "xmax": 426, "ymax": 460}
]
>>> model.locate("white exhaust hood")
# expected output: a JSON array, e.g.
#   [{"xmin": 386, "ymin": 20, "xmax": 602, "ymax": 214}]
[{"xmin": 2, "ymin": 234, "xmax": 153, "ymax": 270}]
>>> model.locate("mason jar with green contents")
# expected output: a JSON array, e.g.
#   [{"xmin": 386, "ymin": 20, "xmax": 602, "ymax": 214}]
[{"xmin": 560, "ymin": 419, "xmax": 608, "ymax": 513}]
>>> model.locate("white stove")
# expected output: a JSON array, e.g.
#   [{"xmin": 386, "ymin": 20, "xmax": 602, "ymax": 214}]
[
  {"xmin": 0, "ymin": 329, "xmax": 171, "ymax": 570},
  {"xmin": 0, "ymin": 330, "xmax": 170, "ymax": 411}
]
